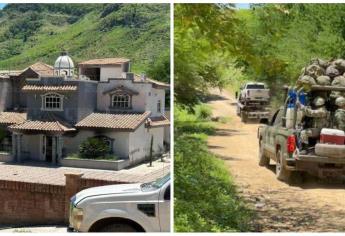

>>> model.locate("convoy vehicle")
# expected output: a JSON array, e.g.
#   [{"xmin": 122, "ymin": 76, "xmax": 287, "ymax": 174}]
[
  {"xmin": 236, "ymin": 82, "xmax": 270, "ymax": 123},
  {"xmin": 69, "ymin": 174, "xmax": 170, "ymax": 232},
  {"xmin": 258, "ymin": 85, "xmax": 345, "ymax": 183}
]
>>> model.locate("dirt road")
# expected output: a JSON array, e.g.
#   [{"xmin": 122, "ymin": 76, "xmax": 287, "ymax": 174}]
[{"xmin": 207, "ymin": 89, "xmax": 345, "ymax": 232}]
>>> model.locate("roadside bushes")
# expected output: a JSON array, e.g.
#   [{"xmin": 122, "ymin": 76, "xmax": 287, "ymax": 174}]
[
  {"xmin": 174, "ymin": 106, "xmax": 253, "ymax": 232},
  {"xmin": 79, "ymin": 137, "xmax": 111, "ymax": 159}
]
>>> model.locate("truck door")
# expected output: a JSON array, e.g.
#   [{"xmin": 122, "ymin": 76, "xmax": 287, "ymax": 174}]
[{"xmin": 158, "ymin": 182, "xmax": 170, "ymax": 232}]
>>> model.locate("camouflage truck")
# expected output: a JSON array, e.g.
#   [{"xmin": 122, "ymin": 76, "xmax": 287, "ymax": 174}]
[
  {"xmin": 236, "ymin": 82, "xmax": 270, "ymax": 123},
  {"xmin": 258, "ymin": 85, "xmax": 345, "ymax": 183}
]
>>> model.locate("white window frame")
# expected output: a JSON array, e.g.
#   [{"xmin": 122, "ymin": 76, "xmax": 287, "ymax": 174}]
[
  {"xmin": 111, "ymin": 94, "xmax": 131, "ymax": 109},
  {"xmin": 41, "ymin": 92, "xmax": 64, "ymax": 111}
]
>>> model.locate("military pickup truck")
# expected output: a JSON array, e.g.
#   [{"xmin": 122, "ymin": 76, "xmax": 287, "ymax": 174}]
[
  {"xmin": 236, "ymin": 82, "xmax": 270, "ymax": 123},
  {"xmin": 258, "ymin": 85, "xmax": 345, "ymax": 182}
]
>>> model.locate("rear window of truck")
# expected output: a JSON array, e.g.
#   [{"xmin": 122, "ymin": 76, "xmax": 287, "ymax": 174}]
[{"xmin": 246, "ymin": 84, "xmax": 265, "ymax": 89}]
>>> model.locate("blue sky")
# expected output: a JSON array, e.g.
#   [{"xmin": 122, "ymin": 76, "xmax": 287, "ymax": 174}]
[{"xmin": 235, "ymin": 3, "xmax": 250, "ymax": 9}]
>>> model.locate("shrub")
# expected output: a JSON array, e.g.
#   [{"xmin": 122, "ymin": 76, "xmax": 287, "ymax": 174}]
[
  {"xmin": 174, "ymin": 134, "xmax": 253, "ymax": 232},
  {"xmin": 195, "ymin": 104, "xmax": 212, "ymax": 121},
  {"xmin": 79, "ymin": 137, "xmax": 110, "ymax": 159}
]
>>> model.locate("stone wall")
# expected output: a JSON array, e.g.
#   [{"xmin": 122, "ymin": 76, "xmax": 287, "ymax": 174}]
[{"xmin": 0, "ymin": 174, "xmax": 126, "ymax": 226}]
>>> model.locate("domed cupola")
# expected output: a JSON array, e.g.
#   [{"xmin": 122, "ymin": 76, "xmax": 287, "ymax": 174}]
[{"xmin": 54, "ymin": 51, "xmax": 74, "ymax": 77}]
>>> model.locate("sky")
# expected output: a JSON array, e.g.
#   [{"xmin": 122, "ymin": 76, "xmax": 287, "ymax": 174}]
[
  {"xmin": 0, "ymin": 3, "xmax": 6, "ymax": 9},
  {"xmin": 235, "ymin": 3, "xmax": 250, "ymax": 9}
]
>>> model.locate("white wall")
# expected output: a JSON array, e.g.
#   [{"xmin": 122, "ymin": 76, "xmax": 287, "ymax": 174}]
[
  {"xmin": 97, "ymin": 79, "xmax": 166, "ymax": 117},
  {"xmin": 102, "ymin": 131, "xmax": 130, "ymax": 158},
  {"xmin": 100, "ymin": 66, "xmax": 122, "ymax": 82},
  {"xmin": 145, "ymin": 87, "xmax": 165, "ymax": 117},
  {"xmin": 64, "ymin": 130, "xmax": 130, "ymax": 159},
  {"xmin": 128, "ymin": 124, "xmax": 165, "ymax": 165},
  {"xmin": 97, "ymin": 80, "xmax": 149, "ymax": 112}
]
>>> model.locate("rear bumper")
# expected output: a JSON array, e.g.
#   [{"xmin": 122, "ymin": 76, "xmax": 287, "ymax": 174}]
[
  {"xmin": 246, "ymin": 112, "xmax": 270, "ymax": 119},
  {"xmin": 296, "ymin": 154, "xmax": 345, "ymax": 164},
  {"xmin": 293, "ymin": 154, "xmax": 345, "ymax": 178}
]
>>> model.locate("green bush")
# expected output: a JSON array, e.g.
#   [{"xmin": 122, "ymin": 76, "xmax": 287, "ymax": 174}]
[
  {"xmin": 174, "ymin": 134, "xmax": 253, "ymax": 232},
  {"xmin": 79, "ymin": 137, "xmax": 111, "ymax": 159},
  {"xmin": 174, "ymin": 105, "xmax": 253, "ymax": 232},
  {"xmin": 195, "ymin": 104, "xmax": 212, "ymax": 121}
]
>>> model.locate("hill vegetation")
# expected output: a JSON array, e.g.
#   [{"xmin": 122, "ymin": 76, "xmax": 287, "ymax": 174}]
[{"xmin": 0, "ymin": 3, "xmax": 170, "ymax": 82}]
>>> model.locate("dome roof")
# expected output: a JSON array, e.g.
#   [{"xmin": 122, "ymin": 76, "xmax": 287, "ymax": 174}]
[{"xmin": 54, "ymin": 52, "xmax": 74, "ymax": 69}]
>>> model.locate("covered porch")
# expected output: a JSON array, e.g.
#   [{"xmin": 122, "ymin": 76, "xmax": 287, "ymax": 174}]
[{"xmin": 9, "ymin": 120, "xmax": 75, "ymax": 165}]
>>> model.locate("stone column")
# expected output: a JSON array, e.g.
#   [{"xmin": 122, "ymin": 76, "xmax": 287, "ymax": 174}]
[
  {"xmin": 52, "ymin": 135, "xmax": 56, "ymax": 165},
  {"xmin": 64, "ymin": 173, "xmax": 83, "ymax": 223},
  {"xmin": 17, "ymin": 134, "xmax": 22, "ymax": 162},
  {"xmin": 57, "ymin": 135, "xmax": 63, "ymax": 164},
  {"xmin": 11, "ymin": 133, "xmax": 16, "ymax": 161}
]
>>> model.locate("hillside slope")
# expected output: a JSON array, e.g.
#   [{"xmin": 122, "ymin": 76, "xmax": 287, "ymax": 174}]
[{"xmin": 0, "ymin": 4, "xmax": 170, "ymax": 79}]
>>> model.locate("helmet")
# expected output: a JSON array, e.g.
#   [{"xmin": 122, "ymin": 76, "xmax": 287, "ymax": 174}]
[
  {"xmin": 313, "ymin": 96, "xmax": 325, "ymax": 106},
  {"xmin": 335, "ymin": 96, "xmax": 345, "ymax": 107}
]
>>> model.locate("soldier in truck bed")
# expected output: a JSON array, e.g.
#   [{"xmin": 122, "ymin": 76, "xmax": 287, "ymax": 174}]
[
  {"xmin": 334, "ymin": 96, "xmax": 345, "ymax": 131},
  {"xmin": 297, "ymin": 96, "xmax": 330, "ymax": 154}
]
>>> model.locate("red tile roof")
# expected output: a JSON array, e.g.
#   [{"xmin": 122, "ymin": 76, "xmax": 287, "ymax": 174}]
[
  {"xmin": 28, "ymin": 62, "xmax": 54, "ymax": 76},
  {"xmin": 9, "ymin": 120, "xmax": 75, "ymax": 133},
  {"xmin": 22, "ymin": 85, "xmax": 77, "ymax": 92},
  {"xmin": 78, "ymin": 58, "xmax": 130, "ymax": 66},
  {"xmin": 0, "ymin": 112, "xmax": 27, "ymax": 125},
  {"xmin": 76, "ymin": 112, "xmax": 151, "ymax": 131},
  {"xmin": 147, "ymin": 115, "xmax": 170, "ymax": 127}
]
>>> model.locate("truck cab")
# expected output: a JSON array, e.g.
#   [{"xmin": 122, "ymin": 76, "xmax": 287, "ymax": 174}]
[
  {"xmin": 69, "ymin": 174, "xmax": 170, "ymax": 232},
  {"xmin": 258, "ymin": 85, "xmax": 345, "ymax": 182}
]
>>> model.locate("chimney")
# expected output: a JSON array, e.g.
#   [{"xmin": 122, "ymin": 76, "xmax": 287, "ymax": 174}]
[{"xmin": 126, "ymin": 72, "xmax": 134, "ymax": 80}]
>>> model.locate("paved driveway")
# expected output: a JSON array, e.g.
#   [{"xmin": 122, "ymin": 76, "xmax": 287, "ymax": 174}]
[
  {"xmin": 0, "ymin": 225, "xmax": 67, "ymax": 233},
  {"xmin": 0, "ymin": 157, "xmax": 170, "ymax": 185}
]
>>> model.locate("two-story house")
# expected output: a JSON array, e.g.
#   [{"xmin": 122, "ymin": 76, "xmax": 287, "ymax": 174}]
[{"xmin": 0, "ymin": 53, "xmax": 170, "ymax": 166}]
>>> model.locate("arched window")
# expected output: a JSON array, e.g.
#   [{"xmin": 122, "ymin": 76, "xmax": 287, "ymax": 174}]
[
  {"xmin": 41, "ymin": 93, "xmax": 64, "ymax": 111},
  {"xmin": 111, "ymin": 94, "xmax": 131, "ymax": 108}
]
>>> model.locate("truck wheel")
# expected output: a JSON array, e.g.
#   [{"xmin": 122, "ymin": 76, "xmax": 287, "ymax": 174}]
[
  {"xmin": 98, "ymin": 223, "xmax": 137, "ymax": 232},
  {"xmin": 258, "ymin": 140, "xmax": 270, "ymax": 166},
  {"xmin": 275, "ymin": 149, "xmax": 291, "ymax": 183},
  {"xmin": 241, "ymin": 112, "xmax": 247, "ymax": 123}
]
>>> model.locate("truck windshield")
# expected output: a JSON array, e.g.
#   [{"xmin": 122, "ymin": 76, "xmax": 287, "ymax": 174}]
[
  {"xmin": 141, "ymin": 174, "xmax": 170, "ymax": 191},
  {"xmin": 246, "ymin": 84, "xmax": 265, "ymax": 89}
]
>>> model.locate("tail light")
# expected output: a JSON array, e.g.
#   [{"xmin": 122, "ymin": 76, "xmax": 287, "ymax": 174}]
[{"xmin": 287, "ymin": 135, "xmax": 296, "ymax": 153}]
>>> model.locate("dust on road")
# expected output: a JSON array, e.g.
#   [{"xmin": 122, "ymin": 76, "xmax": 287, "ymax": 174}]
[{"xmin": 207, "ymin": 89, "xmax": 345, "ymax": 232}]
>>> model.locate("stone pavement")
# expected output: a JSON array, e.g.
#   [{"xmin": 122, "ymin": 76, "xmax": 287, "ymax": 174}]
[
  {"xmin": 0, "ymin": 225, "xmax": 67, "ymax": 233},
  {"xmin": 0, "ymin": 157, "xmax": 170, "ymax": 186}
]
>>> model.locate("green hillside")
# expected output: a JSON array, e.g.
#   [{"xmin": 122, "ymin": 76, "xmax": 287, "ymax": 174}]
[{"xmin": 0, "ymin": 4, "xmax": 170, "ymax": 80}]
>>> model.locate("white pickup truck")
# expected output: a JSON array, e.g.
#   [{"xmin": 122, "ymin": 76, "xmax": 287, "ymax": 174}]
[
  {"xmin": 236, "ymin": 82, "xmax": 270, "ymax": 122},
  {"xmin": 239, "ymin": 82, "xmax": 270, "ymax": 102},
  {"xmin": 68, "ymin": 174, "xmax": 170, "ymax": 232}
]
